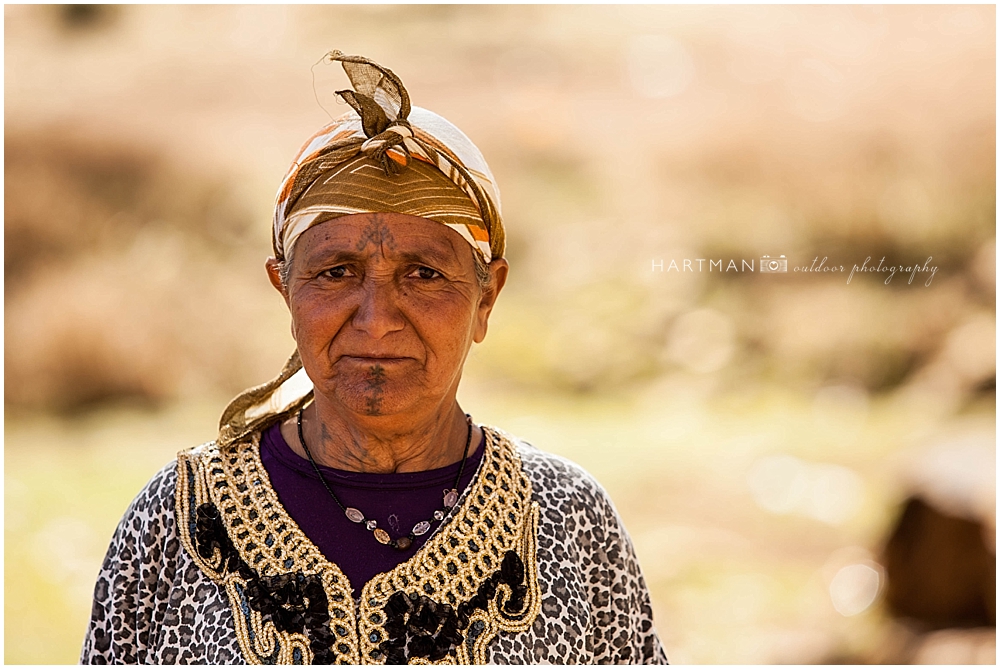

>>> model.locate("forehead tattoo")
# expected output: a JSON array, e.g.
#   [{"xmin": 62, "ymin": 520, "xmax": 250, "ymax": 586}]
[{"xmin": 355, "ymin": 216, "xmax": 398, "ymax": 252}]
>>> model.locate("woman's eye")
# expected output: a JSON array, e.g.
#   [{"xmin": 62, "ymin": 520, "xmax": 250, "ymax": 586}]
[
  {"xmin": 413, "ymin": 267, "xmax": 441, "ymax": 280},
  {"xmin": 324, "ymin": 266, "xmax": 350, "ymax": 279}
]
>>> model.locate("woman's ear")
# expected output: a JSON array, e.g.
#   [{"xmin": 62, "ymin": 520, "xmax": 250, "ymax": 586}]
[
  {"xmin": 265, "ymin": 257, "xmax": 290, "ymax": 306},
  {"xmin": 473, "ymin": 258, "xmax": 509, "ymax": 343}
]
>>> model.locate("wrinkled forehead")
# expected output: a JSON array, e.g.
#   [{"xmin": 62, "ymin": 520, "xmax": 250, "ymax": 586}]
[{"xmin": 289, "ymin": 212, "xmax": 478, "ymax": 268}]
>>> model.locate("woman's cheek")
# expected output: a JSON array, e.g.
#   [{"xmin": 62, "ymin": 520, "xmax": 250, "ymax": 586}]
[{"xmin": 291, "ymin": 297, "xmax": 348, "ymax": 344}]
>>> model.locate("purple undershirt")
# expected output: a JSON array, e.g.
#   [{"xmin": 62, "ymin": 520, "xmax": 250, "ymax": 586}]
[{"xmin": 259, "ymin": 421, "xmax": 485, "ymax": 598}]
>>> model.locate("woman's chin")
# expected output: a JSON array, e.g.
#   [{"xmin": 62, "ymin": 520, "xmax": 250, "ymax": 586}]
[{"xmin": 318, "ymin": 379, "xmax": 426, "ymax": 418}]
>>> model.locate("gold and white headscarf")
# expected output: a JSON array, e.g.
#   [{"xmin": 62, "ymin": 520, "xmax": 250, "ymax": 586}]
[
  {"xmin": 272, "ymin": 50, "xmax": 505, "ymax": 264},
  {"xmin": 220, "ymin": 51, "xmax": 505, "ymax": 447}
]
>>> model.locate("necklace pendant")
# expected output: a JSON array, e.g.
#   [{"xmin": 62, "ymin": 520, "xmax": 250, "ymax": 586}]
[
  {"xmin": 345, "ymin": 508, "xmax": 364, "ymax": 523},
  {"xmin": 443, "ymin": 489, "xmax": 459, "ymax": 508}
]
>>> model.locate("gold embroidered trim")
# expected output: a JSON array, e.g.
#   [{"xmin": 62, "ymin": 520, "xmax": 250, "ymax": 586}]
[
  {"xmin": 358, "ymin": 427, "xmax": 541, "ymax": 664},
  {"xmin": 176, "ymin": 425, "xmax": 540, "ymax": 665}
]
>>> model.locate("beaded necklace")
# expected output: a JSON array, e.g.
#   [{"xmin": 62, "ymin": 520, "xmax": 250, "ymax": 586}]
[{"xmin": 296, "ymin": 408, "xmax": 473, "ymax": 551}]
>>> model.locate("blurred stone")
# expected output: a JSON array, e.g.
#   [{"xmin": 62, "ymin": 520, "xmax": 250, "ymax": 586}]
[{"xmin": 882, "ymin": 496, "xmax": 994, "ymax": 628}]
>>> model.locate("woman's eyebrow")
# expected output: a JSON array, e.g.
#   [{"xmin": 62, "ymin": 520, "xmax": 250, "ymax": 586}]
[
  {"xmin": 300, "ymin": 243, "xmax": 462, "ymax": 268},
  {"xmin": 301, "ymin": 250, "xmax": 366, "ymax": 268},
  {"xmin": 394, "ymin": 249, "xmax": 459, "ymax": 267}
]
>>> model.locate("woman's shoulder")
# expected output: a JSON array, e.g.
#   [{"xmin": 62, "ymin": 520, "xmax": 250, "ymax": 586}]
[
  {"xmin": 494, "ymin": 428, "xmax": 617, "ymax": 511},
  {"xmin": 120, "ymin": 441, "xmax": 216, "ymax": 525},
  {"xmin": 123, "ymin": 456, "xmax": 182, "ymax": 520}
]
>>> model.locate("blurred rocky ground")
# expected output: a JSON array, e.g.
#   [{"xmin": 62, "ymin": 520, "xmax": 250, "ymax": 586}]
[{"xmin": 4, "ymin": 4, "xmax": 995, "ymax": 664}]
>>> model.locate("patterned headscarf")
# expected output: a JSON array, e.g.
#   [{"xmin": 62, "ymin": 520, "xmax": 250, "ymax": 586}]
[
  {"xmin": 272, "ymin": 50, "xmax": 505, "ymax": 264},
  {"xmin": 218, "ymin": 51, "xmax": 505, "ymax": 448}
]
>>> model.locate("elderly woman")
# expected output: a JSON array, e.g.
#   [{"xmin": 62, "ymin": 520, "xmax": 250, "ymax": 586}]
[{"xmin": 81, "ymin": 52, "xmax": 667, "ymax": 665}]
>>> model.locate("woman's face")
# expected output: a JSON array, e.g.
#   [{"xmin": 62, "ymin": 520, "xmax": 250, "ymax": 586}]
[{"xmin": 267, "ymin": 212, "xmax": 507, "ymax": 418}]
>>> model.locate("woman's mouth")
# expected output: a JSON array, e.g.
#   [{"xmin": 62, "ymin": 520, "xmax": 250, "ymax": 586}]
[{"xmin": 339, "ymin": 355, "xmax": 412, "ymax": 364}]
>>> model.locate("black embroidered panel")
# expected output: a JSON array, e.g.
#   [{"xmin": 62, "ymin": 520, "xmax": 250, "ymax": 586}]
[{"xmin": 195, "ymin": 503, "xmax": 337, "ymax": 665}]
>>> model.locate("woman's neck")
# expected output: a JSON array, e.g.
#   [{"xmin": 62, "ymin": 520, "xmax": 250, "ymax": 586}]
[{"xmin": 279, "ymin": 396, "xmax": 479, "ymax": 474}]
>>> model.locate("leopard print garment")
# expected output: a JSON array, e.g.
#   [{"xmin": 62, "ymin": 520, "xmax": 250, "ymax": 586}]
[{"xmin": 80, "ymin": 431, "xmax": 668, "ymax": 665}]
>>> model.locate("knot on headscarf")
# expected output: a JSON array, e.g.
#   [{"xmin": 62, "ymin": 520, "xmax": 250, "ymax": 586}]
[
  {"xmin": 358, "ymin": 122, "xmax": 412, "ymax": 175},
  {"xmin": 329, "ymin": 50, "xmax": 415, "ymax": 175}
]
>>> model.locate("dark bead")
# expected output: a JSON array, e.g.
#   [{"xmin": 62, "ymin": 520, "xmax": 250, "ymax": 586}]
[
  {"xmin": 505, "ymin": 596, "xmax": 524, "ymax": 613},
  {"xmin": 505, "ymin": 584, "xmax": 528, "ymax": 613},
  {"xmin": 478, "ymin": 579, "xmax": 496, "ymax": 600},
  {"xmin": 500, "ymin": 551, "xmax": 524, "ymax": 584},
  {"xmin": 384, "ymin": 617, "xmax": 406, "ymax": 637},
  {"xmin": 387, "ymin": 592, "xmax": 410, "ymax": 616},
  {"xmin": 438, "ymin": 617, "xmax": 460, "ymax": 640},
  {"xmin": 198, "ymin": 503, "xmax": 220, "ymax": 519},
  {"xmin": 408, "ymin": 634, "xmax": 434, "ymax": 658},
  {"xmin": 395, "ymin": 536, "xmax": 412, "ymax": 550},
  {"xmin": 309, "ymin": 627, "xmax": 334, "ymax": 646},
  {"xmin": 408, "ymin": 606, "xmax": 438, "ymax": 635},
  {"xmin": 429, "ymin": 643, "xmax": 450, "ymax": 662},
  {"xmin": 467, "ymin": 593, "xmax": 487, "ymax": 612},
  {"xmin": 311, "ymin": 650, "xmax": 332, "ymax": 665}
]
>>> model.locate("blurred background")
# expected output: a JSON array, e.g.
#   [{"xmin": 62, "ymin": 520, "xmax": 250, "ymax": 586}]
[{"xmin": 4, "ymin": 4, "xmax": 995, "ymax": 664}]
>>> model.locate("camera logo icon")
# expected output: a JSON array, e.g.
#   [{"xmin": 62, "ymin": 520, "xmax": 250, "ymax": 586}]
[{"xmin": 760, "ymin": 255, "xmax": 788, "ymax": 273}]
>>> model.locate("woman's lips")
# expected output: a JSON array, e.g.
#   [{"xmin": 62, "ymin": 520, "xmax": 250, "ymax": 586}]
[{"xmin": 338, "ymin": 355, "xmax": 412, "ymax": 364}]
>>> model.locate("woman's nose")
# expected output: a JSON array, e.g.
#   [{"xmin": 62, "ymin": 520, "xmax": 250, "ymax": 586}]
[{"xmin": 351, "ymin": 277, "xmax": 405, "ymax": 339}]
